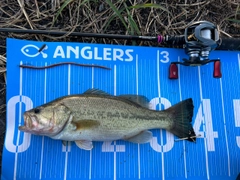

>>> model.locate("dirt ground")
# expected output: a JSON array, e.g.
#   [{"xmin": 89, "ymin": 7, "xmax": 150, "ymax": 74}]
[{"xmin": 0, "ymin": 0, "xmax": 239, "ymax": 175}]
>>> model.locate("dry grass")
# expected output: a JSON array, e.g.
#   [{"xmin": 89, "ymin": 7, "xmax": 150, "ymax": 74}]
[{"xmin": 0, "ymin": 0, "xmax": 239, "ymax": 174}]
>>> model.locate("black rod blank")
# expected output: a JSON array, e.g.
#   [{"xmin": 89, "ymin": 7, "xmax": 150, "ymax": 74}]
[
  {"xmin": 0, "ymin": 28, "xmax": 158, "ymax": 41},
  {"xmin": 0, "ymin": 27, "xmax": 239, "ymax": 51}
]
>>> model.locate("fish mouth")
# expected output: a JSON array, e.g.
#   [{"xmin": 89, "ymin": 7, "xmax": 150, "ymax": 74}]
[{"xmin": 18, "ymin": 113, "xmax": 35, "ymax": 131}]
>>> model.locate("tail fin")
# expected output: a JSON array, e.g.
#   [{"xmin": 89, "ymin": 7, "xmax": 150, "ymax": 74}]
[{"xmin": 165, "ymin": 98, "xmax": 196, "ymax": 142}]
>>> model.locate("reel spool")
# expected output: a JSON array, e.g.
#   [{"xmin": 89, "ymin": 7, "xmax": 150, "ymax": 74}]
[{"xmin": 169, "ymin": 21, "xmax": 222, "ymax": 79}]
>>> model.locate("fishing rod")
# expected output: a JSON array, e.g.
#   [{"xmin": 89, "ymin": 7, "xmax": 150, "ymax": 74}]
[
  {"xmin": 0, "ymin": 22, "xmax": 239, "ymax": 50},
  {"xmin": 0, "ymin": 21, "xmax": 240, "ymax": 79},
  {"xmin": 0, "ymin": 26, "xmax": 186, "ymax": 47}
]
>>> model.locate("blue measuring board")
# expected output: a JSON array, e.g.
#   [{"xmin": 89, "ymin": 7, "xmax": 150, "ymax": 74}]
[{"xmin": 2, "ymin": 38, "xmax": 240, "ymax": 180}]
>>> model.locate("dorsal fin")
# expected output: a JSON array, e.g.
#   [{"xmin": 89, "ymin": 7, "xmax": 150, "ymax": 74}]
[
  {"xmin": 84, "ymin": 89, "xmax": 150, "ymax": 108},
  {"xmin": 83, "ymin": 89, "xmax": 110, "ymax": 96},
  {"xmin": 118, "ymin": 95, "xmax": 149, "ymax": 108}
]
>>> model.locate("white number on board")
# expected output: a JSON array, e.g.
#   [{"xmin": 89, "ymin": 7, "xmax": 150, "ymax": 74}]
[
  {"xmin": 233, "ymin": 99, "xmax": 240, "ymax": 148},
  {"xmin": 149, "ymin": 97, "xmax": 174, "ymax": 152},
  {"xmin": 5, "ymin": 95, "xmax": 33, "ymax": 153},
  {"xmin": 102, "ymin": 141, "xmax": 125, "ymax": 152},
  {"xmin": 159, "ymin": 51, "xmax": 170, "ymax": 63},
  {"xmin": 193, "ymin": 99, "xmax": 218, "ymax": 151}
]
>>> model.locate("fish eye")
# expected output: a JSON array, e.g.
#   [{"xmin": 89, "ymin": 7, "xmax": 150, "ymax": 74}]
[{"xmin": 34, "ymin": 108, "xmax": 41, "ymax": 114}]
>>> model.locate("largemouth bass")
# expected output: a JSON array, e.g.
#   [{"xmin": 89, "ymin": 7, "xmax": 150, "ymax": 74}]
[{"xmin": 19, "ymin": 89, "xmax": 196, "ymax": 150}]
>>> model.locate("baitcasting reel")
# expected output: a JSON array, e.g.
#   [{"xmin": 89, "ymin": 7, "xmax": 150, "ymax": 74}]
[{"xmin": 169, "ymin": 21, "xmax": 222, "ymax": 79}]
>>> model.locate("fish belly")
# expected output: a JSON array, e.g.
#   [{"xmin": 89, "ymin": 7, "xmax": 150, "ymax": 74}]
[{"xmin": 51, "ymin": 115, "xmax": 170, "ymax": 142}]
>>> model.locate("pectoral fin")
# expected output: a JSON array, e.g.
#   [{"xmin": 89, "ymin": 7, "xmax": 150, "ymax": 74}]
[
  {"xmin": 71, "ymin": 120, "xmax": 100, "ymax": 131},
  {"xmin": 75, "ymin": 140, "xmax": 93, "ymax": 150},
  {"xmin": 124, "ymin": 131, "xmax": 153, "ymax": 144}
]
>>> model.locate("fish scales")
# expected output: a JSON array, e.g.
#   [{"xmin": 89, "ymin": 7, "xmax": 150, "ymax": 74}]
[{"xmin": 62, "ymin": 96, "xmax": 171, "ymax": 129}]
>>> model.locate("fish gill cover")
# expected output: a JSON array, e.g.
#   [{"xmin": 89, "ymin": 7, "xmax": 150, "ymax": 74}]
[{"xmin": 2, "ymin": 38, "xmax": 240, "ymax": 180}]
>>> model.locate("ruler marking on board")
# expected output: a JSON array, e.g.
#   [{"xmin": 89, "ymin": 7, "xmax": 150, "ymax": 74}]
[
  {"xmin": 68, "ymin": 64, "xmax": 71, "ymax": 95},
  {"xmin": 238, "ymin": 54, "xmax": 240, "ymax": 72},
  {"xmin": 114, "ymin": 65, "xmax": 117, "ymax": 180},
  {"xmin": 63, "ymin": 64, "xmax": 72, "ymax": 180},
  {"xmin": 89, "ymin": 150, "xmax": 92, "ymax": 179},
  {"xmin": 157, "ymin": 51, "xmax": 165, "ymax": 180},
  {"xmin": 178, "ymin": 56, "xmax": 188, "ymax": 178},
  {"xmin": 219, "ymin": 76, "xmax": 231, "ymax": 176},
  {"xmin": 89, "ymin": 67, "xmax": 94, "ymax": 179},
  {"xmin": 136, "ymin": 55, "xmax": 141, "ymax": 179},
  {"xmin": 234, "ymin": 100, "xmax": 240, "ymax": 126},
  {"xmin": 198, "ymin": 66, "xmax": 210, "ymax": 179},
  {"xmin": 14, "ymin": 61, "xmax": 24, "ymax": 180},
  {"xmin": 92, "ymin": 66, "xmax": 94, "ymax": 89},
  {"xmin": 39, "ymin": 62, "xmax": 48, "ymax": 179},
  {"xmin": 64, "ymin": 146, "xmax": 69, "ymax": 180},
  {"xmin": 114, "ymin": 141, "xmax": 117, "ymax": 180},
  {"xmin": 233, "ymin": 100, "xmax": 240, "ymax": 148}
]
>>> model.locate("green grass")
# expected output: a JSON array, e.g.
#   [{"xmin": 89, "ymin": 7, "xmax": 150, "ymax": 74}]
[
  {"xmin": 129, "ymin": 3, "xmax": 171, "ymax": 15},
  {"xmin": 227, "ymin": 8, "xmax": 240, "ymax": 24},
  {"xmin": 105, "ymin": 0, "xmax": 128, "ymax": 31},
  {"xmin": 103, "ymin": 2, "xmax": 170, "ymax": 36},
  {"xmin": 228, "ymin": 19, "xmax": 240, "ymax": 24},
  {"xmin": 51, "ymin": 0, "xmax": 91, "ymax": 28},
  {"xmin": 53, "ymin": 1, "xmax": 171, "ymax": 36}
]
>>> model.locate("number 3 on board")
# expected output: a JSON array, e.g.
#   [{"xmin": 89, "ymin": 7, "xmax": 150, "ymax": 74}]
[{"xmin": 159, "ymin": 51, "xmax": 170, "ymax": 63}]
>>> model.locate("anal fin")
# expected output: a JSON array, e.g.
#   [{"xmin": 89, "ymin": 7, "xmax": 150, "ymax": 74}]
[
  {"xmin": 75, "ymin": 140, "xmax": 93, "ymax": 150},
  {"xmin": 124, "ymin": 131, "xmax": 153, "ymax": 144},
  {"xmin": 62, "ymin": 140, "xmax": 68, "ymax": 146}
]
